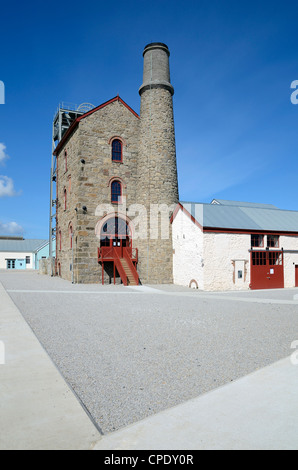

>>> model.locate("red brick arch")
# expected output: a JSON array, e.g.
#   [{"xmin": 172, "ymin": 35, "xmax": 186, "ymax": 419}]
[
  {"xmin": 107, "ymin": 176, "xmax": 127, "ymax": 189},
  {"xmin": 108, "ymin": 135, "xmax": 127, "ymax": 146}
]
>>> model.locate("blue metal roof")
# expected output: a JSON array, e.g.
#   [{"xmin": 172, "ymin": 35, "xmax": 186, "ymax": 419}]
[
  {"xmin": 0, "ymin": 239, "xmax": 48, "ymax": 253},
  {"xmin": 180, "ymin": 201, "xmax": 298, "ymax": 232}
]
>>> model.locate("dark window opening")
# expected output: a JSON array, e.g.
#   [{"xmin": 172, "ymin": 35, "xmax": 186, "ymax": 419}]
[
  {"xmin": 111, "ymin": 181, "xmax": 122, "ymax": 203},
  {"xmin": 252, "ymin": 251, "xmax": 266, "ymax": 266},
  {"xmin": 64, "ymin": 189, "xmax": 67, "ymax": 210},
  {"xmin": 64, "ymin": 150, "xmax": 68, "ymax": 172},
  {"xmin": 267, "ymin": 235, "xmax": 279, "ymax": 248},
  {"xmin": 269, "ymin": 251, "xmax": 282, "ymax": 266},
  {"xmin": 112, "ymin": 139, "xmax": 122, "ymax": 162},
  {"xmin": 251, "ymin": 234, "xmax": 264, "ymax": 248}
]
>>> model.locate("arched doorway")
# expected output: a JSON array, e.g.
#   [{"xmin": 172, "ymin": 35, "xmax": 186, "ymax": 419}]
[
  {"xmin": 100, "ymin": 216, "xmax": 131, "ymax": 252},
  {"xmin": 96, "ymin": 215, "xmax": 139, "ymax": 286}
]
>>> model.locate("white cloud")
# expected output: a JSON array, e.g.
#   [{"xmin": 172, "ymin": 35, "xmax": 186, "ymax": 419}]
[
  {"xmin": 0, "ymin": 175, "xmax": 17, "ymax": 197},
  {"xmin": 0, "ymin": 143, "xmax": 9, "ymax": 164},
  {"xmin": 0, "ymin": 221, "xmax": 24, "ymax": 235}
]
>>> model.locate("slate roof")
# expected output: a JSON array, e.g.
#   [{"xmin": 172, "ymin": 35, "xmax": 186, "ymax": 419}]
[
  {"xmin": 179, "ymin": 201, "xmax": 298, "ymax": 233},
  {"xmin": 0, "ymin": 239, "xmax": 48, "ymax": 253}
]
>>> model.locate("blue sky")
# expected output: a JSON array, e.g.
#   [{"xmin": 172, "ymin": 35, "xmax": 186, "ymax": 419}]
[{"xmin": 0, "ymin": 0, "xmax": 298, "ymax": 239}]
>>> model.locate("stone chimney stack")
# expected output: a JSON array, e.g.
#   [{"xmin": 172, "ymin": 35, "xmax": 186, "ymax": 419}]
[
  {"xmin": 136, "ymin": 42, "xmax": 179, "ymax": 284},
  {"xmin": 139, "ymin": 42, "xmax": 174, "ymax": 97}
]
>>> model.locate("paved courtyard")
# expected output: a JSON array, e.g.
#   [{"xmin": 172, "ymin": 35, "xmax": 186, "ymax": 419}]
[{"xmin": 1, "ymin": 271, "xmax": 298, "ymax": 435}]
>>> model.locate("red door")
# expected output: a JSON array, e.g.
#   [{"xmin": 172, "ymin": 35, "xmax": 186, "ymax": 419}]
[
  {"xmin": 295, "ymin": 265, "xmax": 298, "ymax": 287},
  {"xmin": 251, "ymin": 251, "xmax": 284, "ymax": 290}
]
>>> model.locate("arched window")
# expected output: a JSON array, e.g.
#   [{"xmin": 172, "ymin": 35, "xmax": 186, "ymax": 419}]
[
  {"xmin": 111, "ymin": 180, "xmax": 122, "ymax": 204},
  {"xmin": 64, "ymin": 188, "xmax": 67, "ymax": 210},
  {"xmin": 112, "ymin": 139, "xmax": 122, "ymax": 162},
  {"xmin": 58, "ymin": 230, "xmax": 62, "ymax": 251},
  {"xmin": 69, "ymin": 223, "xmax": 73, "ymax": 249},
  {"xmin": 100, "ymin": 216, "xmax": 131, "ymax": 247},
  {"xmin": 64, "ymin": 150, "xmax": 68, "ymax": 172}
]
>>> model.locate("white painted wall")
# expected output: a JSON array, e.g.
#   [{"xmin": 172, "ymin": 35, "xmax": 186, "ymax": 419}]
[
  {"xmin": 0, "ymin": 252, "xmax": 34, "ymax": 270},
  {"xmin": 172, "ymin": 208, "xmax": 204, "ymax": 289},
  {"xmin": 203, "ymin": 232, "xmax": 251, "ymax": 291},
  {"xmin": 280, "ymin": 235, "xmax": 298, "ymax": 288},
  {"xmin": 173, "ymin": 209, "xmax": 298, "ymax": 291}
]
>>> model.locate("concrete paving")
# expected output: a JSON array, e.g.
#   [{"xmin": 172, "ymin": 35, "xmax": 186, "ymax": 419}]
[
  {"xmin": 1, "ymin": 273, "xmax": 298, "ymax": 450},
  {"xmin": 94, "ymin": 355, "xmax": 298, "ymax": 450},
  {"xmin": 0, "ymin": 282, "xmax": 102, "ymax": 450}
]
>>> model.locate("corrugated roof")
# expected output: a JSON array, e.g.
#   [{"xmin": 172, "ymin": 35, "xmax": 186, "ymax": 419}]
[
  {"xmin": 179, "ymin": 201, "xmax": 298, "ymax": 233},
  {"xmin": 211, "ymin": 199, "xmax": 279, "ymax": 210},
  {"xmin": 0, "ymin": 239, "xmax": 48, "ymax": 253}
]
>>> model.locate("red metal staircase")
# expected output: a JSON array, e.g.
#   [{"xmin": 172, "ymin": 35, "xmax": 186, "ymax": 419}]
[
  {"xmin": 114, "ymin": 249, "xmax": 139, "ymax": 286},
  {"xmin": 98, "ymin": 246, "xmax": 139, "ymax": 286}
]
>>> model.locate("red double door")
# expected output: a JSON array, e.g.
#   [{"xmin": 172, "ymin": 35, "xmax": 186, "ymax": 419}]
[
  {"xmin": 295, "ymin": 265, "xmax": 298, "ymax": 288},
  {"xmin": 251, "ymin": 251, "xmax": 284, "ymax": 290}
]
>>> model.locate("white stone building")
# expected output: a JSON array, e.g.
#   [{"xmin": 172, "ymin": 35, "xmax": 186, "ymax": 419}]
[{"xmin": 172, "ymin": 199, "xmax": 298, "ymax": 291}]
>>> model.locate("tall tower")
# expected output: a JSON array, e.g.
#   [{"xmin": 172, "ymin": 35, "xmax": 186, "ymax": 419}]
[{"xmin": 136, "ymin": 42, "xmax": 179, "ymax": 283}]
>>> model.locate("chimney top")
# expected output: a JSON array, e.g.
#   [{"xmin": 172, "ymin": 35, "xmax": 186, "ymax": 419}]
[
  {"xmin": 139, "ymin": 42, "xmax": 174, "ymax": 96},
  {"xmin": 143, "ymin": 43, "xmax": 170, "ymax": 56}
]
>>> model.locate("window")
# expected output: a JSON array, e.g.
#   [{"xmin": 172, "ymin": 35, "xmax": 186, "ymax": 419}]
[
  {"xmin": 111, "ymin": 180, "xmax": 122, "ymax": 203},
  {"xmin": 69, "ymin": 224, "xmax": 73, "ymax": 249},
  {"xmin": 267, "ymin": 235, "xmax": 279, "ymax": 248},
  {"xmin": 112, "ymin": 139, "xmax": 122, "ymax": 162},
  {"xmin": 64, "ymin": 188, "xmax": 67, "ymax": 211},
  {"xmin": 100, "ymin": 217, "xmax": 130, "ymax": 247},
  {"xmin": 268, "ymin": 251, "xmax": 283, "ymax": 266},
  {"xmin": 26, "ymin": 256, "xmax": 30, "ymax": 265},
  {"xmin": 251, "ymin": 234, "xmax": 264, "ymax": 248},
  {"xmin": 7, "ymin": 259, "xmax": 16, "ymax": 269},
  {"xmin": 64, "ymin": 150, "xmax": 68, "ymax": 172},
  {"xmin": 59, "ymin": 230, "xmax": 62, "ymax": 251},
  {"xmin": 252, "ymin": 251, "xmax": 266, "ymax": 266}
]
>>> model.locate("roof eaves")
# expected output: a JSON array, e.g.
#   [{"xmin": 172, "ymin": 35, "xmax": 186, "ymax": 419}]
[{"xmin": 53, "ymin": 95, "xmax": 140, "ymax": 156}]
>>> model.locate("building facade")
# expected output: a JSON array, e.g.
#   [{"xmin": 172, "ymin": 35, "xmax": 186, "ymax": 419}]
[
  {"xmin": 0, "ymin": 237, "xmax": 51, "ymax": 271},
  {"xmin": 172, "ymin": 200, "xmax": 298, "ymax": 291},
  {"xmin": 53, "ymin": 43, "xmax": 298, "ymax": 290},
  {"xmin": 54, "ymin": 43, "xmax": 178, "ymax": 285}
]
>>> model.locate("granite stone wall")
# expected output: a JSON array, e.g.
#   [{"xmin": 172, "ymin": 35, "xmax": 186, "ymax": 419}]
[{"xmin": 56, "ymin": 43, "xmax": 179, "ymax": 285}]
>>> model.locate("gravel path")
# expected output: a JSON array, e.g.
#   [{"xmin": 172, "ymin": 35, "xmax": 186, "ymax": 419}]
[{"xmin": 1, "ymin": 271, "xmax": 298, "ymax": 434}]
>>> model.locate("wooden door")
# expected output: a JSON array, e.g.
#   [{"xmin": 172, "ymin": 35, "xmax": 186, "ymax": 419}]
[{"xmin": 251, "ymin": 251, "xmax": 284, "ymax": 290}]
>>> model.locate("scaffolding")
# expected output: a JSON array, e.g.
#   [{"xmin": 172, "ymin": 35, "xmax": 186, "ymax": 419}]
[{"xmin": 49, "ymin": 102, "xmax": 95, "ymax": 275}]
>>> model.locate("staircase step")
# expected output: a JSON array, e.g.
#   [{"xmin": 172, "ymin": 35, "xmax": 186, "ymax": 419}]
[{"xmin": 117, "ymin": 257, "xmax": 139, "ymax": 286}]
